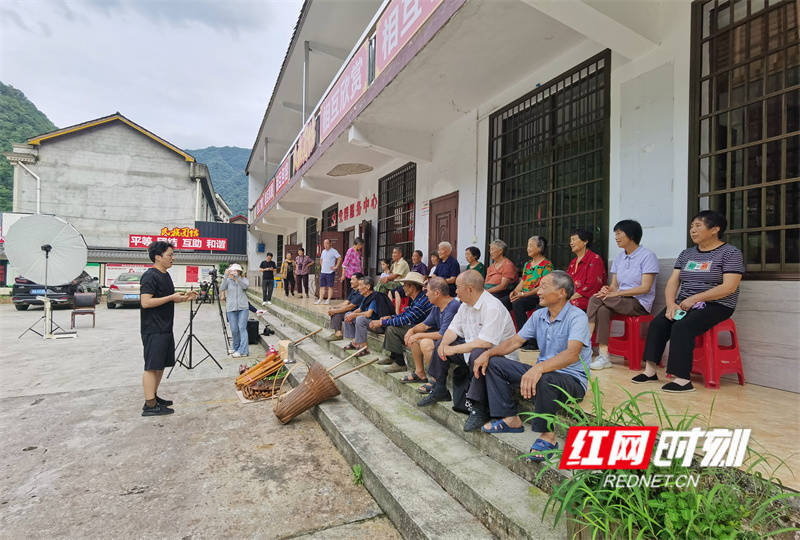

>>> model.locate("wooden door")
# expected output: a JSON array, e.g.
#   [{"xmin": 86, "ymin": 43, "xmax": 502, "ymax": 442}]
[
  {"xmin": 358, "ymin": 219, "xmax": 371, "ymax": 274},
  {"xmin": 429, "ymin": 191, "xmax": 459, "ymax": 256},
  {"xmin": 320, "ymin": 231, "xmax": 346, "ymax": 299}
]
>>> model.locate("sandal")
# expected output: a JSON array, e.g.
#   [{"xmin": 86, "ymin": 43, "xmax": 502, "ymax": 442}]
[
  {"xmin": 343, "ymin": 343, "xmax": 357, "ymax": 351},
  {"xmin": 481, "ymin": 419, "xmax": 524, "ymax": 434},
  {"xmin": 354, "ymin": 349, "xmax": 370, "ymax": 357},
  {"xmin": 400, "ymin": 373, "xmax": 429, "ymax": 384},
  {"xmin": 417, "ymin": 383, "xmax": 434, "ymax": 394},
  {"xmin": 526, "ymin": 438, "xmax": 559, "ymax": 463}
]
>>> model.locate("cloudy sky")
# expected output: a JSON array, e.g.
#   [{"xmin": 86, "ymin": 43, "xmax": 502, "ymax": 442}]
[{"xmin": 0, "ymin": 0, "xmax": 303, "ymax": 149}]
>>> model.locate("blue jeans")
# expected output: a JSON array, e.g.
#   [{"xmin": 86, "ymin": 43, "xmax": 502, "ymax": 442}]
[{"xmin": 227, "ymin": 309, "xmax": 249, "ymax": 355}]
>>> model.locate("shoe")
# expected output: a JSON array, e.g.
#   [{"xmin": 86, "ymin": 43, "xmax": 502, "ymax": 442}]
[
  {"xmin": 662, "ymin": 381, "xmax": 695, "ymax": 393},
  {"xmin": 267, "ymin": 301, "xmax": 272, "ymax": 305},
  {"xmin": 482, "ymin": 419, "xmax": 524, "ymax": 433},
  {"xmin": 382, "ymin": 363, "xmax": 405, "ymax": 373},
  {"xmin": 256, "ymin": 310, "xmax": 265, "ymax": 315},
  {"xmin": 142, "ymin": 402, "xmax": 174, "ymax": 416},
  {"xmin": 417, "ymin": 388, "xmax": 452, "ymax": 407},
  {"xmin": 376, "ymin": 356, "xmax": 395, "ymax": 365},
  {"xmin": 232, "ymin": 352, "xmax": 241, "ymax": 358},
  {"xmin": 590, "ymin": 355, "xmax": 613, "ymax": 370},
  {"xmin": 526, "ymin": 439, "xmax": 559, "ymax": 463},
  {"xmin": 297, "ymin": 294, "xmax": 303, "ymax": 298},
  {"xmin": 324, "ymin": 299, "xmax": 330, "ymax": 305},
  {"xmin": 324, "ymin": 333, "xmax": 343, "ymax": 342},
  {"xmin": 262, "ymin": 301, "xmax": 267, "ymax": 306},
  {"xmin": 155, "ymin": 395, "xmax": 173, "ymax": 406},
  {"xmin": 314, "ymin": 299, "xmax": 322, "ymax": 305},
  {"xmin": 631, "ymin": 373, "xmax": 659, "ymax": 383},
  {"xmin": 464, "ymin": 408, "xmax": 490, "ymax": 432}
]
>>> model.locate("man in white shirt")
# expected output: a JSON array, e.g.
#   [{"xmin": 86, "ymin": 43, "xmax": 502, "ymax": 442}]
[
  {"xmin": 436, "ymin": 270, "xmax": 518, "ymax": 431},
  {"xmin": 316, "ymin": 238, "xmax": 342, "ymax": 305}
]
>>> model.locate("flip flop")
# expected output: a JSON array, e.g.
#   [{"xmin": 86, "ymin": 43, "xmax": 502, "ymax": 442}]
[
  {"xmin": 417, "ymin": 383, "xmax": 434, "ymax": 394},
  {"xmin": 481, "ymin": 419, "xmax": 524, "ymax": 433},
  {"xmin": 400, "ymin": 373, "xmax": 429, "ymax": 384},
  {"xmin": 526, "ymin": 438, "xmax": 559, "ymax": 462}
]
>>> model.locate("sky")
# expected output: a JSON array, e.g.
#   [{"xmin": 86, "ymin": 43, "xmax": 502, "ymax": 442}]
[{"xmin": 0, "ymin": 0, "xmax": 303, "ymax": 149}]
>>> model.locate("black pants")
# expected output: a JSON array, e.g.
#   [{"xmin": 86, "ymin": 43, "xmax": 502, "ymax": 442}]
[
  {"xmin": 383, "ymin": 325, "xmax": 412, "ymax": 365},
  {"xmin": 643, "ymin": 303, "xmax": 734, "ymax": 379},
  {"xmin": 262, "ymin": 276, "xmax": 274, "ymax": 301},
  {"xmin": 450, "ymin": 348, "xmax": 490, "ymax": 411},
  {"xmin": 426, "ymin": 339, "xmax": 469, "ymax": 410},
  {"xmin": 296, "ymin": 274, "xmax": 309, "ymax": 295},
  {"xmin": 284, "ymin": 272, "xmax": 295, "ymax": 296},
  {"xmin": 485, "ymin": 357, "xmax": 585, "ymax": 433},
  {"xmin": 344, "ymin": 277, "xmax": 353, "ymax": 298},
  {"xmin": 511, "ymin": 295, "xmax": 540, "ymax": 329}
]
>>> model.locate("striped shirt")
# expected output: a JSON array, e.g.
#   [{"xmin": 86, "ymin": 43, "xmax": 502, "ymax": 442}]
[
  {"xmin": 674, "ymin": 243, "xmax": 744, "ymax": 310},
  {"xmin": 381, "ymin": 291, "xmax": 432, "ymax": 327}
]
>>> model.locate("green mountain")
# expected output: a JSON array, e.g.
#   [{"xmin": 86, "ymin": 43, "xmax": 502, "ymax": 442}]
[
  {"xmin": 187, "ymin": 146, "xmax": 250, "ymax": 218},
  {"xmin": 0, "ymin": 82, "xmax": 57, "ymax": 212}
]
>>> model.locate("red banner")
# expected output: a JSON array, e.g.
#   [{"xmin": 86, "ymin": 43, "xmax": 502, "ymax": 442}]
[
  {"xmin": 293, "ymin": 116, "xmax": 317, "ymax": 174},
  {"xmin": 320, "ymin": 41, "xmax": 369, "ymax": 143},
  {"xmin": 275, "ymin": 158, "xmax": 291, "ymax": 194},
  {"xmin": 129, "ymin": 235, "xmax": 228, "ymax": 251},
  {"xmin": 254, "ymin": 181, "xmax": 275, "ymax": 219},
  {"xmin": 186, "ymin": 266, "xmax": 199, "ymax": 283},
  {"xmin": 375, "ymin": 0, "xmax": 444, "ymax": 76}
]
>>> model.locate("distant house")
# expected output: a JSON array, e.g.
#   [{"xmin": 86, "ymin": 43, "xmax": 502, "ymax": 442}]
[
  {"xmin": 1, "ymin": 112, "xmax": 244, "ymax": 287},
  {"xmin": 229, "ymin": 214, "xmax": 248, "ymax": 225}
]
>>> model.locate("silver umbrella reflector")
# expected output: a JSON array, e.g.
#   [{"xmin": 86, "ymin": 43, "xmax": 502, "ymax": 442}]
[{"xmin": 5, "ymin": 214, "xmax": 87, "ymax": 285}]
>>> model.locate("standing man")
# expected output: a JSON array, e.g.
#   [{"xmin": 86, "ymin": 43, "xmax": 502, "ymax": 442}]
[
  {"xmin": 140, "ymin": 241, "xmax": 196, "ymax": 417},
  {"xmin": 433, "ymin": 241, "xmax": 461, "ymax": 296},
  {"xmin": 316, "ymin": 238, "xmax": 341, "ymax": 305},
  {"xmin": 259, "ymin": 252, "xmax": 277, "ymax": 305},
  {"xmin": 294, "ymin": 247, "xmax": 314, "ymax": 299},
  {"xmin": 220, "ymin": 263, "xmax": 250, "ymax": 358},
  {"xmin": 342, "ymin": 237, "xmax": 365, "ymax": 298}
]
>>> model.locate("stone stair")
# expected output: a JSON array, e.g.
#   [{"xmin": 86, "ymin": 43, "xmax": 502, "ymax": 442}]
[{"xmin": 250, "ymin": 292, "xmax": 567, "ymax": 538}]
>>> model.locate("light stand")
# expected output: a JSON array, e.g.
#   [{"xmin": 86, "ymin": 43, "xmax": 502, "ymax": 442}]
[
  {"xmin": 18, "ymin": 244, "xmax": 77, "ymax": 340},
  {"xmin": 167, "ymin": 287, "xmax": 222, "ymax": 377}
]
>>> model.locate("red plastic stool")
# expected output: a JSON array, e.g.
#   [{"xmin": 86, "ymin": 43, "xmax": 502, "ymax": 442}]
[
  {"xmin": 606, "ymin": 314, "xmax": 653, "ymax": 371},
  {"xmin": 691, "ymin": 318, "xmax": 745, "ymax": 389}
]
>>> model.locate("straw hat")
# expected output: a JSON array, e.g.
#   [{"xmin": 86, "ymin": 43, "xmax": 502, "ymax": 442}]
[
  {"xmin": 398, "ymin": 272, "xmax": 426, "ymax": 286},
  {"xmin": 228, "ymin": 263, "xmax": 243, "ymax": 273}
]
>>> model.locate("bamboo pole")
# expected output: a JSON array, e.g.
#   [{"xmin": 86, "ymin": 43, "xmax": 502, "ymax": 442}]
[{"xmin": 326, "ymin": 347, "xmax": 368, "ymax": 373}]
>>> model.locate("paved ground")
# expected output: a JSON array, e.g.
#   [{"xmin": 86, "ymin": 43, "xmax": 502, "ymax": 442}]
[{"xmin": 0, "ymin": 302, "xmax": 399, "ymax": 539}]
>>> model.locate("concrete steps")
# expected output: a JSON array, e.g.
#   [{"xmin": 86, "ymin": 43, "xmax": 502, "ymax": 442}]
[{"xmin": 252, "ymin": 293, "xmax": 567, "ymax": 538}]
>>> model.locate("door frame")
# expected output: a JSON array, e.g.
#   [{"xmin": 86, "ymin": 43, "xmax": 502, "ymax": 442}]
[{"xmin": 429, "ymin": 191, "xmax": 459, "ymax": 255}]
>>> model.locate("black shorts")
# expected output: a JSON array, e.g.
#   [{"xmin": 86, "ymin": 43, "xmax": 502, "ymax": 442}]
[{"xmin": 142, "ymin": 332, "xmax": 176, "ymax": 371}]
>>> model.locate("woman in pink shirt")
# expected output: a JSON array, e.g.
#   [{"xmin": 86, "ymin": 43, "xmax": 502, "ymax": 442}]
[
  {"xmin": 341, "ymin": 238, "xmax": 364, "ymax": 298},
  {"xmin": 566, "ymin": 228, "xmax": 607, "ymax": 311}
]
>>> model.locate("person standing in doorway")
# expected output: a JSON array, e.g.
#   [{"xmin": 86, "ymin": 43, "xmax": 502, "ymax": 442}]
[
  {"xmin": 281, "ymin": 252, "xmax": 296, "ymax": 297},
  {"xmin": 140, "ymin": 241, "xmax": 197, "ymax": 417},
  {"xmin": 317, "ymin": 238, "xmax": 342, "ymax": 305},
  {"xmin": 259, "ymin": 252, "xmax": 277, "ymax": 305},
  {"xmin": 342, "ymin": 237, "xmax": 365, "ymax": 298},
  {"xmin": 294, "ymin": 248, "xmax": 314, "ymax": 299},
  {"xmin": 220, "ymin": 263, "xmax": 250, "ymax": 358}
]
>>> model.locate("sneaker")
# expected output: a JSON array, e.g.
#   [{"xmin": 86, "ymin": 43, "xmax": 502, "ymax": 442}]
[
  {"xmin": 463, "ymin": 408, "xmax": 490, "ymax": 432},
  {"xmin": 232, "ymin": 352, "xmax": 241, "ymax": 358},
  {"xmin": 324, "ymin": 299, "xmax": 330, "ymax": 305},
  {"xmin": 267, "ymin": 301, "xmax": 272, "ymax": 305},
  {"xmin": 314, "ymin": 299, "xmax": 322, "ymax": 305},
  {"xmin": 155, "ymin": 395, "xmax": 173, "ymax": 406},
  {"xmin": 662, "ymin": 381, "xmax": 695, "ymax": 393},
  {"xmin": 382, "ymin": 363, "xmax": 405, "ymax": 373},
  {"xmin": 262, "ymin": 301, "xmax": 267, "ymax": 306},
  {"xmin": 376, "ymin": 356, "xmax": 395, "ymax": 365},
  {"xmin": 631, "ymin": 373, "xmax": 659, "ymax": 383},
  {"xmin": 324, "ymin": 333, "xmax": 344, "ymax": 342},
  {"xmin": 142, "ymin": 402, "xmax": 174, "ymax": 416},
  {"xmin": 417, "ymin": 387, "xmax": 451, "ymax": 407},
  {"xmin": 590, "ymin": 355, "xmax": 613, "ymax": 370}
]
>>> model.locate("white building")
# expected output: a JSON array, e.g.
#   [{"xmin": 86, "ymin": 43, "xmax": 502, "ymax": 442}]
[{"xmin": 247, "ymin": 0, "xmax": 799, "ymax": 392}]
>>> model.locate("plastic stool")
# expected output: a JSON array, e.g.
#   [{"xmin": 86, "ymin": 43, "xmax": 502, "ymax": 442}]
[
  {"xmin": 607, "ymin": 314, "xmax": 653, "ymax": 371},
  {"xmin": 691, "ymin": 318, "xmax": 745, "ymax": 389}
]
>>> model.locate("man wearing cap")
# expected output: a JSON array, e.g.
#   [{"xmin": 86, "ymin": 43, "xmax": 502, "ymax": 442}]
[
  {"xmin": 370, "ymin": 272, "xmax": 432, "ymax": 373},
  {"xmin": 220, "ymin": 263, "xmax": 250, "ymax": 358}
]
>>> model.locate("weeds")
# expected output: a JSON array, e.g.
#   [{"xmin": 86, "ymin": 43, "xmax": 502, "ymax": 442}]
[{"xmin": 352, "ymin": 463, "xmax": 363, "ymax": 486}]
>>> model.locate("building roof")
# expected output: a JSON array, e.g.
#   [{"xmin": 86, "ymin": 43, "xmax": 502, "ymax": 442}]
[
  {"xmin": 229, "ymin": 214, "xmax": 248, "ymax": 223},
  {"xmin": 27, "ymin": 112, "xmax": 196, "ymax": 163}
]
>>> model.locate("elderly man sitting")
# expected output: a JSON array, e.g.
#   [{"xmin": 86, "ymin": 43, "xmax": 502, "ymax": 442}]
[
  {"xmin": 325, "ymin": 273, "xmax": 364, "ymax": 341},
  {"xmin": 473, "ymin": 271, "xmax": 591, "ymax": 462},
  {"xmin": 433, "ymin": 241, "xmax": 461, "ymax": 296},
  {"xmin": 371, "ymin": 272, "xmax": 432, "ymax": 373},
  {"xmin": 434, "ymin": 270, "xmax": 518, "ymax": 431},
  {"xmin": 342, "ymin": 277, "xmax": 379, "ymax": 356},
  {"xmin": 377, "ymin": 246, "xmax": 410, "ymax": 294},
  {"xmin": 399, "ymin": 277, "xmax": 460, "ymax": 385}
]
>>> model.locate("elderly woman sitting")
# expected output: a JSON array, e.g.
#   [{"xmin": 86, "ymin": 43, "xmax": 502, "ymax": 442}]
[
  {"xmin": 566, "ymin": 229, "xmax": 606, "ymax": 311},
  {"xmin": 632, "ymin": 210, "xmax": 743, "ymax": 393},
  {"xmin": 587, "ymin": 220, "xmax": 659, "ymax": 370},
  {"xmin": 509, "ymin": 235, "xmax": 552, "ymax": 331},
  {"xmin": 465, "ymin": 246, "xmax": 486, "ymax": 278},
  {"xmin": 484, "ymin": 239, "xmax": 517, "ymax": 310}
]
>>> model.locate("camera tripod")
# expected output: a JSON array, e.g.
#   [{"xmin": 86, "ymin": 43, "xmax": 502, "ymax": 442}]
[{"xmin": 167, "ymin": 277, "xmax": 226, "ymax": 377}]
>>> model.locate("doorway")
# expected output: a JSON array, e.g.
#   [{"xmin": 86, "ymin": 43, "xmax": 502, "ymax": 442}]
[{"xmin": 429, "ymin": 191, "xmax": 458, "ymax": 256}]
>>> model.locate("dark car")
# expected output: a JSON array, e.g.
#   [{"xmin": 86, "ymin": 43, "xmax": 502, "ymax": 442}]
[{"xmin": 12, "ymin": 271, "xmax": 101, "ymax": 311}]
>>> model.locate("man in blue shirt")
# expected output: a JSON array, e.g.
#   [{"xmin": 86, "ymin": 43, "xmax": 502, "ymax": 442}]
[
  {"xmin": 433, "ymin": 241, "xmax": 461, "ymax": 296},
  {"xmin": 473, "ymin": 271, "xmax": 592, "ymax": 462},
  {"xmin": 326, "ymin": 273, "xmax": 364, "ymax": 341}
]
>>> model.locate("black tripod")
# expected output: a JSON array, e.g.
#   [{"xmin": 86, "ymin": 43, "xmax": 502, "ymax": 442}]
[
  {"xmin": 167, "ymin": 284, "xmax": 223, "ymax": 377},
  {"xmin": 209, "ymin": 274, "xmax": 233, "ymax": 354}
]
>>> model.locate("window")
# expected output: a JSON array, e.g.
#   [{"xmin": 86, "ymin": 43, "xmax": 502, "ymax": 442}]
[
  {"xmin": 691, "ymin": 0, "xmax": 799, "ymax": 277},
  {"xmin": 306, "ymin": 217, "xmax": 318, "ymax": 258},
  {"xmin": 322, "ymin": 204, "xmax": 338, "ymax": 232},
  {"xmin": 276, "ymin": 235, "xmax": 284, "ymax": 267},
  {"xmin": 487, "ymin": 51, "xmax": 611, "ymax": 270},
  {"xmin": 377, "ymin": 162, "xmax": 416, "ymax": 271}
]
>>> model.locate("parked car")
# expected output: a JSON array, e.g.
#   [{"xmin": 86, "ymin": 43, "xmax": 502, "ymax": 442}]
[
  {"xmin": 107, "ymin": 272, "xmax": 144, "ymax": 308},
  {"xmin": 12, "ymin": 271, "xmax": 101, "ymax": 311}
]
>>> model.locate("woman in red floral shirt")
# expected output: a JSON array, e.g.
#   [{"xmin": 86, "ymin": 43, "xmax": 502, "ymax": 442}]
[{"xmin": 566, "ymin": 229, "xmax": 607, "ymax": 311}]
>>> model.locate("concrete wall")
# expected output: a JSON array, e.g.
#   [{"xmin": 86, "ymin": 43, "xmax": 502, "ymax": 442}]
[{"xmin": 13, "ymin": 122, "xmax": 198, "ymax": 247}]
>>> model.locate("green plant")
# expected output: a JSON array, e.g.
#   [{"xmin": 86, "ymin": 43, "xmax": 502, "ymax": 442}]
[
  {"xmin": 351, "ymin": 464, "xmax": 363, "ymax": 486},
  {"xmin": 522, "ymin": 376, "xmax": 799, "ymax": 539}
]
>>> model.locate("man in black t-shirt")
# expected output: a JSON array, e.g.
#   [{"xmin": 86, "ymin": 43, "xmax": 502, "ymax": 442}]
[
  {"xmin": 258, "ymin": 252, "xmax": 277, "ymax": 305},
  {"xmin": 139, "ymin": 241, "xmax": 196, "ymax": 416}
]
